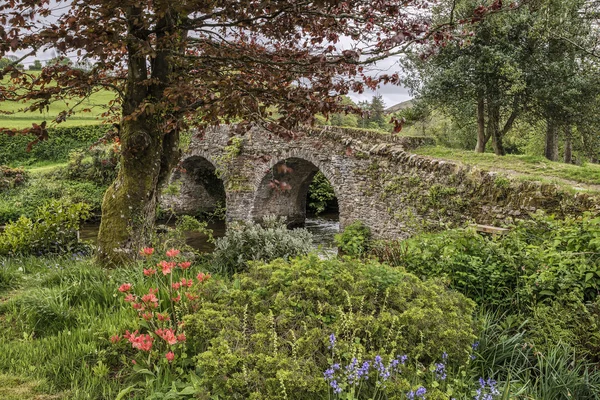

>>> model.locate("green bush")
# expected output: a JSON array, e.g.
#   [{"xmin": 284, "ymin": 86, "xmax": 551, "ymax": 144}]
[
  {"xmin": 65, "ymin": 143, "xmax": 119, "ymax": 186},
  {"xmin": 185, "ymin": 256, "xmax": 476, "ymax": 399},
  {"xmin": 373, "ymin": 213, "xmax": 600, "ymax": 310},
  {"xmin": 0, "ymin": 125, "xmax": 109, "ymax": 166},
  {"xmin": 0, "ymin": 199, "xmax": 91, "ymax": 256},
  {"xmin": 334, "ymin": 220, "xmax": 371, "ymax": 257},
  {"xmin": 210, "ymin": 216, "xmax": 313, "ymax": 275}
]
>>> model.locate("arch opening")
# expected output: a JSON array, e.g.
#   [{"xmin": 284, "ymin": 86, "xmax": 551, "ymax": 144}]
[
  {"xmin": 253, "ymin": 157, "xmax": 339, "ymax": 228},
  {"xmin": 164, "ymin": 156, "xmax": 226, "ymax": 218}
]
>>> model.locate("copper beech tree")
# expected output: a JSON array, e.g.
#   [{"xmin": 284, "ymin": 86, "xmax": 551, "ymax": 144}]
[{"xmin": 0, "ymin": 0, "xmax": 504, "ymax": 265}]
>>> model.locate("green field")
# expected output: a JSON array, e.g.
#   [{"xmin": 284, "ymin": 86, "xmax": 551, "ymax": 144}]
[
  {"xmin": 0, "ymin": 73, "xmax": 116, "ymax": 129},
  {"xmin": 414, "ymin": 145, "xmax": 600, "ymax": 188}
]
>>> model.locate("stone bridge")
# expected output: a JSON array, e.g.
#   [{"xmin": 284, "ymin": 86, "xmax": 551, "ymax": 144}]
[{"xmin": 163, "ymin": 125, "xmax": 600, "ymax": 239}]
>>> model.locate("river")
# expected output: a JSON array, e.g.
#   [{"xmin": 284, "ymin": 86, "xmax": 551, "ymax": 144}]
[{"xmin": 79, "ymin": 213, "xmax": 340, "ymax": 255}]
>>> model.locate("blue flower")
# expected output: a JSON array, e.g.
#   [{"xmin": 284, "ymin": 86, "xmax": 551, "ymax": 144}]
[
  {"xmin": 435, "ymin": 362, "xmax": 447, "ymax": 380},
  {"xmin": 407, "ymin": 386, "xmax": 427, "ymax": 399},
  {"xmin": 328, "ymin": 333, "xmax": 336, "ymax": 349}
]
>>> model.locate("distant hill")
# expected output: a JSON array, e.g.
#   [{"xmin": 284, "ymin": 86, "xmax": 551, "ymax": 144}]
[{"xmin": 384, "ymin": 99, "xmax": 414, "ymax": 114}]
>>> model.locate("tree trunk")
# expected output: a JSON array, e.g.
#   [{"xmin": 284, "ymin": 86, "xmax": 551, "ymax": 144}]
[
  {"xmin": 474, "ymin": 95, "xmax": 488, "ymax": 153},
  {"xmin": 545, "ymin": 119, "xmax": 559, "ymax": 161},
  {"xmin": 97, "ymin": 119, "xmax": 176, "ymax": 266},
  {"xmin": 487, "ymin": 103, "xmax": 505, "ymax": 156},
  {"xmin": 563, "ymin": 125, "xmax": 572, "ymax": 164}
]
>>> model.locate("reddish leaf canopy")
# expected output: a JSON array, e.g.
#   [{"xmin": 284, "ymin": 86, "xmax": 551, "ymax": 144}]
[{"xmin": 1, "ymin": 0, "xmax": 443, "ymax": 136}]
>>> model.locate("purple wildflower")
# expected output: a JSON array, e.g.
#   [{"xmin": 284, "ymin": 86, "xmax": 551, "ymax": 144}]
[
  {"xmin": 328, "ymin": 333, "xmax": 336, "ymax": 350},
  {"xmin": 435, "ymin": 362, "xmax": 447, "ymax": 380}
]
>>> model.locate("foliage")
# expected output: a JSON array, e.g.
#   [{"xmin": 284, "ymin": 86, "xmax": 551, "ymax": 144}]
[
  {"xmin": 0, "ymin": 163, "xmax": 108, "ymax": 224},
  {"xmin": 65, "ymin": 141, "xmax": 120, "ymax": 186},
  {"xmin": 471, "ymin": 311, "xmax": 600, "ymax": 399},
  {"xmin": 358, "ymin": 95, "xmax": 390, "ymax": 131},
  {"xmin": 335, "ymin": 221, "xmax": 372, "ymax": 257},
  {"xmin": 210, "ymin": 217, "xmax": 313, "ymax": 275},
  {"xmin": 184, "ymin": 255, "xmax": 476, "ymax": 399},
  {"xmin": 111, "ymin": 247, "xmax": 213, "ymax": 398},
  {"xmin": 0, "ymin": 199, "xmax": 91, "ymax": 256},
  {"xmin": 0, "ymin": 165, "xmax": 27, "ymax": 189},
  {"xmin": 0, "ymin": 125, "xmax": 109, "ymax": 166},
  {"xmin": 307, "ymin": 171, "xmax": 337, "ymax": 215}
]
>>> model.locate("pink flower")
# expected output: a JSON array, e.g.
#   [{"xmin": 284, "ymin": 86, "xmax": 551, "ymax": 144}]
[
  {"xmin": 178, "ymin": 261, "xmax": 191, "ymax": 270},
  {"xmin": 176, "ymin": 333, "xmax": 186, "ymax": 342},
  {"xmin": 156, "ymin": 313, "xmax": 170, "ymax": 322},
  {"xmin": 180, "ymin": 278, "xmax": 193, "ymax": 288},
  {"xmin": 141, "ymin": 292, "xmax": 159, "ymax": 305},
  {"xmin": 158, "ymin": 260, "xmax": 176, "ymax": 275},
  {"xmin": 196, "ymin": 272, "xmax": 211, "ymax": 282},
  {"xmin": 185, "ymin": 292, "xmax": 199, "ymax": 301},
  {"xmin": 165, "ymin": 351, "xmax": 175, "ymax": 362},
  {"xmin": 110, "ymin": 334, "xmax": 120, "ymax": 343},
  {"xmin": 140, "ymin": 247, "xmax": 154, "ymax": 256},
  {"xmin": 142, "ymin": 312, "xmax": 153, "ymax": 321},
  {"xmin": 143, "ymin": 268, "xmax": 156, "ymax": 276},
  {"xmin": 131, "ymin": 359, "xmax": 137, "ymax": 365},
  {"xmin": 166, "ymin": 248, "xmax": 180, "ymax": 258},
  {"xmin": 124, "ymin": 293, "xmax": 135, "ymax": 303},
  {"xmin": 172, "ymin": 282, "xmax": 181, "ymax": 290},
  {"xmin": 128, "ymin": 333, "xmax": 153, "ymax": 352},
  {"xmin": 172, "ymin": 294, "xmax": 181, "ymax": 303},
  {"xmin": 118, "ymin": 283, "xmax": 132, "ymax": 292},
  {"xmin": 156, "ymin": 328, "xmax": 178, "ymax": 345}
]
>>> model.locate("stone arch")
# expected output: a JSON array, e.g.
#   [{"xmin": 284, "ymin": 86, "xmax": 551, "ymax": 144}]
[
  {"xmin": 164, "ymin": 153, "xmax": 226, "ymax": 216},
  {"xmin": 252, "ymin": 154, "xmax": 340, "ymax": 227}
]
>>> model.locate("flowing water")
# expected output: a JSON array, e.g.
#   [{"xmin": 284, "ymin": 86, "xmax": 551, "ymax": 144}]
[{"xmin": 79, "ymin": 213, "xmax": 340, "ymax": 256}]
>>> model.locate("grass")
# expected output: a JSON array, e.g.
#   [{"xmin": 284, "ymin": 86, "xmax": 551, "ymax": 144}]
[
  {"xmin": 0, "ymin": 256, "xmax": 143, "ymax": 399},
  {"xmin": 413, "ymin": 146, "xmax": 600, "ymax": 187},
  {"xmin": 0, "ymin": 72, "xmax": 116, "ymax": 130}
]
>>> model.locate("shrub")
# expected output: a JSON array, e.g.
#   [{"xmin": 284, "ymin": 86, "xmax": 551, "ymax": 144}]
[
  {"xmin": 335, "ymin": 220, "xmax": 371, "ymax": 257},
  {"xmin": 210, "ymin": 216, "xmax": 313, "ymax": 275},
  {"xmin": 0, "ymin": 166, "xmax": 27, "ymax": 189},
  {"xmin": 65, "ymin": 142, "xmax": 119, "ymax": 186},
  {"xmin": 0, "ymin": 125, "xmax": 109, "ymax": 165},
  {"xmin": 184, "ymin": 256, "xmax": 476, "ymax": 399},
  {"xmin": 0, "ymin": 199, "xmax": 91, "ymax": 256}
]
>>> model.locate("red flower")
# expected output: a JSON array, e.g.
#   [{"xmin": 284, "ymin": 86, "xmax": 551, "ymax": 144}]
[
  {"xmin": 131, "ymin": 359, "xmax": 137, "ymax": 365},
  {"xmin": 132, "ymin": 302, "xmax": 145, "ymax": 311},
  {"xmin": 172, "ymin": 294, "xmax": 181, "ymax": 302},
  {"xmin": 128, "ymin": 333, "xmax": 154, "ymax": 352},
  {"xmin": 139, "ymin": 247, "xmax": 154, "ymax": 256},
  {"xmin": 142, "ymin": 312, "xmax": 153, "ymax": 321},
  {"xmin": 141, "ymin": 292, "xmax": 159, "ymax": 305},
  {"xmin": 180, "ymin": 278, "xmax": 193, "ymax": 288},
  {"xmin": 143, "ymin": 268, "xmax": 156, "ymax": 276},
  {"xmin": 185, "ymin": 292, "xmax": 199, "ymax": 301},
  {"xmin": 156, "ymin": 328, "xmax": 178, "ymax": 345},
  {"xmin": 172, "ymin": 282, "xmax": 181, "ymax": 290},
  {"xmin": 124, "ymin": 293, "xmax": 135, "ymax": 303},
  {"xmin": 178, "ymin": 261, "xmax": 191, "ymax": 270},
  {"xmin": 166, "ymin": 248, "xmax": 180, "ymax": 258},
  {"xmin": 156, "ymin": 313, "xmax": 170, "ymax": 322},
  {"xmin": 196, "ymin": 272, "xmax": 211, "ymax": 282},
  {"xmin": 110, "ymin": 334, "xmax": 120, "ymax": 343},
  {"xmin": 158, "ymin": 260, "xmax": 176, "ymax": 275},
  {"xmin": 118, "ymin": 283, "xmax": 132, "ymax": 292},
  {"xmin": 176, "ymin": 333, "xmax": 186, "ymax": 342},
  {"xmin": 165, "ymin": 351, "xmax": 175, "ymax": 362}
]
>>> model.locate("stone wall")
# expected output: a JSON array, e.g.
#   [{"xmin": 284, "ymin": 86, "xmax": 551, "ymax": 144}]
[{"xmin": 161, "ymin": 125, "xmax": 600, "ymax": 240}]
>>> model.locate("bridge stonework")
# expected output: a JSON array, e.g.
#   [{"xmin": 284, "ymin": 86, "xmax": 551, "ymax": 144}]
[{"xmin": 162, "ymin": 125, "xmax": 600, "ymax": 240}]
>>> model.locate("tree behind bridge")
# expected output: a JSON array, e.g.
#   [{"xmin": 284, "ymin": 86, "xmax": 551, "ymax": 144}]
[{"xmin": 1, "ymin": 1, "xmax": 505, "ymax": 266}]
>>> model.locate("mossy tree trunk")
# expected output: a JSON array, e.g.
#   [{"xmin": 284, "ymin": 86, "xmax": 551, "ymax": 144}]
[{"xmin": 97, "ymin": 6, "xmax": 182, "ymax": 266}]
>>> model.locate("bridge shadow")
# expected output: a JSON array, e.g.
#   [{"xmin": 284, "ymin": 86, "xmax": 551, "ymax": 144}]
[{"xmin": 165, "ymin": 155, "xmax": 226, "ymax": 217}]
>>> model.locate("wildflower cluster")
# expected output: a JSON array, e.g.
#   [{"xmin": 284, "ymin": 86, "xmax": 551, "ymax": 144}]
[
  {"xmin": 323, "ymin": 333, "xmax": 408, "ymax": 398},
  {"xmin": 475, "ymin": 378, "xmax": 500, "ymax": 400},
  {"xmin": 112, "ymin": 247, "xmax": 211, "ymax": 365}
]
